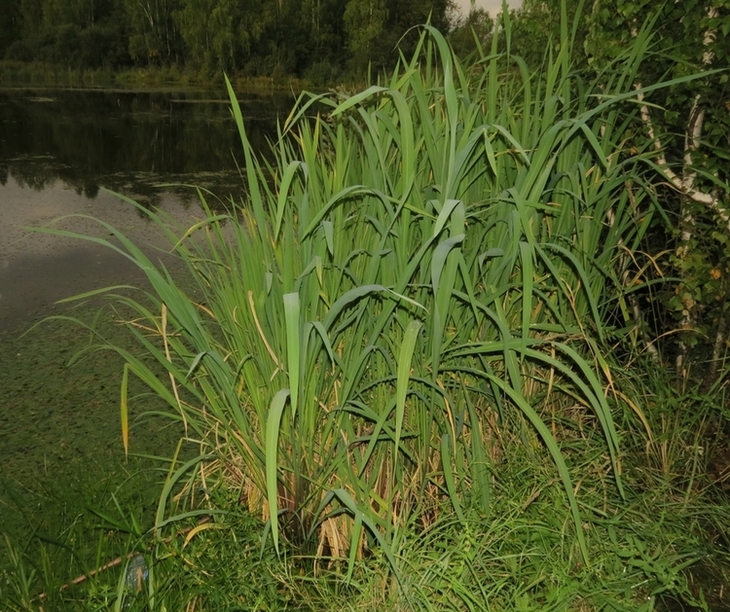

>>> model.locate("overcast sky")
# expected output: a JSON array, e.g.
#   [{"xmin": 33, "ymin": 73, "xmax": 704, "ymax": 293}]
[{"xmin": 453, "ymin": 0, "xmax": 523, "ymax": 17}]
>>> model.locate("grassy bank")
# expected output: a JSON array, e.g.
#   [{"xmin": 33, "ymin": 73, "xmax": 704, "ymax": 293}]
[
  {"xmin": 0, "ymin": 60, "xmax": 309, "ymax": 92},
  {"xmin": 2, "ymin": 13, "xmax": 730, "ymax": 612}
]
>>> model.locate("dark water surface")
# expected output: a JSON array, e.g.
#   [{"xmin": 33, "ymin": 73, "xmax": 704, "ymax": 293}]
[{"xmin": 0, "ymin": 87, "xmax": 292, "ymax": 331}]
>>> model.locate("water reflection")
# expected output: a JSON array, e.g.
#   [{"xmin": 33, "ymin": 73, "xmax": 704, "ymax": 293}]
[
  {"xmin": 0, "ymin": 88, "xmax": 291, "ymax": 203},
  {"xmin": 0, "ymin": 88, "xmax": 293, "ymax": 331}
]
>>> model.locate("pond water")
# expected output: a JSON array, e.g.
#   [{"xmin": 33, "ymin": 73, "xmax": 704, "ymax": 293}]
[
  {"xmin": 0, "ymin": 87, "xmax": 293, "ymax": 331},
  {"xmin": 0, "ymin": 87, "xmax": 294, "ymax": 567}
]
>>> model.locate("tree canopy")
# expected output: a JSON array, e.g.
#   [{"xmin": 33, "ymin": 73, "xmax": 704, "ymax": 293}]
[{"xmin": 0, "ymin": 0, "xmax": 457, "ymax": 81}]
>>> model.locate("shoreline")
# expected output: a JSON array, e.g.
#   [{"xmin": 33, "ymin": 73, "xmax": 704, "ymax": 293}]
[{"xmin": 0, "ymin": 60, "xmax": 315, "ymax": 94}]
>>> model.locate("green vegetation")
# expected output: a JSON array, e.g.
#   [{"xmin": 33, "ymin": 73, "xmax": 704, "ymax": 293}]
[
  {"xmin": 509, "ymin": 0, "xmax": 730, "ymax": 388},
  {"xmin": 0, "ymin": 0, "xmax": 452, "ymax": 85},
  {"xmin": 2, "ymin": 2, "xmax": 730, "ymax": 610}
]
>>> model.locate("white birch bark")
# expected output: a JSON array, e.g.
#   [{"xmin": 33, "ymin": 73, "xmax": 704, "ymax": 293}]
[{"xmin": 632, "ymin": 4, "xmax": 727, "ymax": 378}]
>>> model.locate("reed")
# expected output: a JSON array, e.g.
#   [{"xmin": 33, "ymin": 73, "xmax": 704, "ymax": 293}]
[{"xmin": 38, "ymin": 14, "xmax": 680, "ymax": 578}]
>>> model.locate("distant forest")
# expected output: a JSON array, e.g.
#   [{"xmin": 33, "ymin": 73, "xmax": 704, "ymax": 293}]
[{"xmin": 0, "ymin": 0, "xmax": 491, "ymax": 82}]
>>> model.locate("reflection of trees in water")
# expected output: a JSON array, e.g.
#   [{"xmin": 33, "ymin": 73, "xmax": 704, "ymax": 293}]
[
  {"xmin": 82, "ymin": 182, "xmax": 99, "ymax": 198},
  {"xmin": 6, "ymin": 159, "xmax": 244, "ymax": 215},
  {"xmin": 4, "ymin": 156, "xmax": 67, "ymax": 191},
  {"xmin": 5, "ymin": 156, "xmax": 106, "ymax": 198},
  {"xmin": 0, "ymin": 89, "xmax": 290, "ymax": 207}
]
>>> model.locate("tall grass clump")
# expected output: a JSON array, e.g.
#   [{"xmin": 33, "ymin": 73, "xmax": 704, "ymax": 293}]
[{"xmin": 45, "ymin": 15, "xmax": 676, "ymax": 578}]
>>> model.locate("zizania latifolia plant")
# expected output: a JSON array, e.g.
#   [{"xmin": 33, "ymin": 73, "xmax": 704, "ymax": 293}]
[{"xmin": 39, "ymin": 19, "xmax": 697, "ymax": 581}]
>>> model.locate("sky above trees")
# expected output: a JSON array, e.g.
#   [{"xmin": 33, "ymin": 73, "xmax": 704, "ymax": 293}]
[{"xmin": 453, "ymin": 0, "xmax": 522, "ymax": 16}]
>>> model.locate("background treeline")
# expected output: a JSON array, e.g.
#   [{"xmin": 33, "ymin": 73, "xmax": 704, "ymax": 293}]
[{"xmin": 0, "ymin": 0, "xmax": 482, "ymax": 82}]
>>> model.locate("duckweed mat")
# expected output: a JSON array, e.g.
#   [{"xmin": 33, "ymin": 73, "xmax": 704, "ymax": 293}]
[{"xmin": 0, "ymin": 301, "xmax": 187, "ymax": 558}]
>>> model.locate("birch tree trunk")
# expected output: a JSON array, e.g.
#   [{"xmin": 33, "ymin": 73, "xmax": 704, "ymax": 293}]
[{"xmin": 618, "ymin": 2, "xmax": 730, "ymax": 387}]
